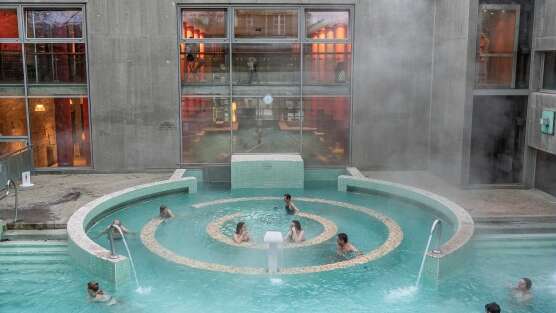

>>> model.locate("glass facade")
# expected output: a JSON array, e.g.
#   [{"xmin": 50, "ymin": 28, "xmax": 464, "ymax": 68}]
[
  {"xmin": 0, "ymin": 5, "xmax": 90, "ymax": 168},
  {"xmin": 180, "ymin": 6, "xmax": 352, "ymax": 166},
  {"xmin": 542, "ymin": 51, "xmax": 556, "ymax": 91}
]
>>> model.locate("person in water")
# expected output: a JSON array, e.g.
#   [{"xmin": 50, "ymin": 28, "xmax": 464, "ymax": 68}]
[
  {"xmin": 287, "ymin": 220, "xmax": 305, "ymax": 243},
  {"xmin": 96, "ymin": 219, "xmax": 133, "ymax": 240},
  {"xmin": 233, "ymin": 222, "xmax": 250, "ymax": 243},
  {"xmin": 336, "ymin": 233, "xmax": 359, "ymax": 257},
  {"xmin": 159, "ymin": 204, "xmax": 175, "ymax": 220},
  {"xmin": 512, "ymin": 277, "xmax": 533, "ymax": 302},
  {"xmin": 283, "ymin": 193, "xmax": 299, "ymax": 215},
  {"xmin": 87, "ymin": 281, "xmax": 116, "ymax": 305},
  {"xmin": 484, "ymin": 302, "xmax": 501, "ymax": 313}
]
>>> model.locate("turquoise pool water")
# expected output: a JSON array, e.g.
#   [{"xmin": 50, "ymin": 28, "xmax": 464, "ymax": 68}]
[{"xmin": 1, "ymin": 183, "xmax": 556, "ymax": 313}]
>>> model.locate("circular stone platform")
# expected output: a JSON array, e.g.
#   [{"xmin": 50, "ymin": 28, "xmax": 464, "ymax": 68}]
[
  {"xmin": 206, "ymin": 211, "xmax": 338, "ymax": 249},
  {"xmin": 141, "ymin": 197, "xmax": 403, "ymax": 275}
]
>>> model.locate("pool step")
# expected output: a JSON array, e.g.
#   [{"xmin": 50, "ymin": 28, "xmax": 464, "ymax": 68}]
[
  {"xmin": 2, "ymin": 229, "xmax": 67, "ymax": 241},
  {"xmin": 474, "ymin": 217, "xmax": 556, "ymax": 234},
  {"xmin": 0, "ymin": 240, "xmax": 69, "ymax": 266}
]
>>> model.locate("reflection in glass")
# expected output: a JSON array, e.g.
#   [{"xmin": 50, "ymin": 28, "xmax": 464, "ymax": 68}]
[
  {"xmin": 0, "ymin": 141, "xmax": 26, "ymax": 157},
  {"xmin": 542, "ymin": 52, "xmax": 556, "ymax": 90},
  {"xmin": 25, "ymin": 43, "xmax": 87, "ymax": 84},
  {"xmin": 0, "ymin": 43, "xmax": 24, "ymax": 84},
  {"xmin": 305, "ymin": 10, "xmax": 349, "ymax": 39},
  {"xmin": 182, "ymin": 9, "xmax": 226, "ymax": 39},
  {"xmin": 180, "ymin": 43, "xmax": 228, "ymax": 84},
  {"xmin": 232, "ymin": 97, "xmax": 300, "ymax": 154},
  {"xmin": 181, "ymin": 96, "xmax": 231, "ymax": 163},
  {"xmin": 232, "ymin": 44, "xmax": 300, "ymax": 85},
  {"xmin": 476, "ymin": 7, "xmax": 518, "ymax": 88},
  {"xmin": 0, "ymin": 9, "xmax": 19, "ymax": 38},
  {"xmin": 0, "ymin": 98, "xmax": 27, "ymax": 136},
  {"xmin": 235, "ymin": 9, "xmax": 298, "ymax": 38},
  {"xmin": 303, "ymin": 43, "xmax": 351, "ymax": 84},
  {"xmin": 25, "ymin": 9, "xmax": 83, "ymax": 38},
  {"xmin": 302, "ymin": 96, "xmax": 349, "ymax": 166},
  {"xmin": 30, "ymin": 97, "xmax": 90, "ymax": 167}
]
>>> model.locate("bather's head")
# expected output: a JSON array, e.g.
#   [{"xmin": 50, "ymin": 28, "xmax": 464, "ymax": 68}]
[
  {"xmin": 236, "ymin": 222, "xmax": 246, "ymax": 235},
  {"xmin": 291, "ymin": 220, "xmax": 302, "ymax": 231},
  {"xmin": 485, "ymin": 302, "xmax": 501, "ymax": 313},
  {"xmin": 518, "ymin": 278, "xmax": 532, "ymax": 291},
  {"xmin": 284, "ymin": 193, "xmax": 292, "ymax": 203},
  {"xmin": 160, "ymin": 205, "xmax": 167, "ymax": 213},
  {"xmin": 337, "ymin": 233, "xmax": 348, "ymax": 246}
]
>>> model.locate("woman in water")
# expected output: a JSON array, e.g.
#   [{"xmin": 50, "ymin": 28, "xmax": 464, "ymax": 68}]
[
  {"xmin": 283, "ymin": 193, "xmax": 299, "ymax": 215},
  {"xmin": 87, "ymin": 281, "xmax": 116, "ymax": 305},
  {"xmin": 287, "ymin": 220, "xmax": 305, "ymax": 243},
  {"xmin": 159, "ymin": 204, "xmax": 175, "ymax": 220},
  {"xmin": 233, "ymin": 222, "xmax": 250, "ymax": 243},
  {"xmin": 511, "ymin": 277, "xmax": 533, "ymax": 302}
]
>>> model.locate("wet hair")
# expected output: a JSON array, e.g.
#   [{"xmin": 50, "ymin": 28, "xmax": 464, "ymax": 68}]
[
  {"xmin": 338, "ymin": 233, "xmax": 348, "ymax": 243},
  {"xmin": 284, "ymin": 193, "xmax": 292, "ymax": 200},
  {"xmin": 292, "ymin": 220, "xmax": 302, "ymax": 231},
  {"xmin": 236, "ymin": 222, "xmax": 245, "ymax": 235},
  {"xmin": 521, "ymin": 277, "xmax": 532, "ymax": 290},
  {"xmin": 87, "ymin": 281, "xmax": 99, "ymax": 292},
  {"xmin": 160, "ymin": 204, "xmax": 167, "ymax": 212},
  {"xmin": 485, "ymin": 302, "xmax": 501, "ymax": 313}
]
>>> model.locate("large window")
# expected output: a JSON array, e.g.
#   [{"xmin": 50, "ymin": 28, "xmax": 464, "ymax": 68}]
[
  {"xmin": 475, "ymin": 2, "xmax": 534, "ymax": 89},
  {"xmin": 542, "ymin": 52, "xmax": 556, "ymax": 91},
  {"xmin": 179, "ymin": 6, "xmax": 352, "ymax": 166},
  {"xmin": 0, "ymin": 6, "xmax": 90, "ymax": 168}
]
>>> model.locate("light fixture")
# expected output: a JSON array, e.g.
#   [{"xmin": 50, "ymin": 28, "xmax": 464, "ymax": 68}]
[{"xmin": 34, "ymin": 104, "xmax": 46, "ymax": 112}]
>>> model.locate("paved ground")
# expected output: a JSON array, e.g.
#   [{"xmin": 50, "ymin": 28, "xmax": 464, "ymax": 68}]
[
  {"xmin": 1, "ymin": 170, "xmax": 555, "ymax": 228},
  {"xmin": 0, "ymin": 173, "xmax": 170, "ymax": 227},
  {"xmin": 364, "ymin": 171, "xmax": 556, "ymax": 218}
]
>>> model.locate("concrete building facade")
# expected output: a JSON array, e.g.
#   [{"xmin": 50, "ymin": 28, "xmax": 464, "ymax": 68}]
[{"xmin": 0, "ymin": 0, "xmax": 555, "ymax": 196}]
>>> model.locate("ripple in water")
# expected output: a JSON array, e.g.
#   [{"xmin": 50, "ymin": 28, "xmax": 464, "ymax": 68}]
[{"xmin": 384, "ymin": 286, "xmax": 418, "ymax": 303}]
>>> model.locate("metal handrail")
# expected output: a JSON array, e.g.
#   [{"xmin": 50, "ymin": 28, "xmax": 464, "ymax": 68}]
[{"xmin": 0, "ymin": 145, "xmax": 31, "ymax": 161}]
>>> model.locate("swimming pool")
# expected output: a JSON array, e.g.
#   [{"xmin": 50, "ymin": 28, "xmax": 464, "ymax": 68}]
[{"xmin": 1, "ymin": 182, "xmax": 555, "ymax": 313}]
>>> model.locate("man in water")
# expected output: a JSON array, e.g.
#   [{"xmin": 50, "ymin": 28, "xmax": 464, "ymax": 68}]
[
  {"xmin": 87, "ymin": 281, "xmax": 116, "ymax": 305},
  {"xmin": 159, "ymin": 204, "xmax": 175, "ymax": 220},
  {"xmin": 485, "ymin": 302, "xmax": 501, "ymax": 313},
  {"xmin": 512, "ymin": 278, "xmax": 533, "ymax": 302},
  {"xmin": 336, "ymin": 233, "xmax": 359, "ymax": 258},
  {"xmin": 95, "ymin": 219, "xmax": 133, "ymax": 240},
  {"xmin": 283, "ymin": 193, "xmax": 300, "ymax": 215}
]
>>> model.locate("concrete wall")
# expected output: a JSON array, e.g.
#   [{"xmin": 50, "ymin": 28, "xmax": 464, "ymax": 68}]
[
  {"xmin": 429, "ymin": 0, "xmax": 474, "ymax": 185},
  {"xmin": 87, "ymin": 0, "xmax": 180, "ymax": 171},
  {"xmin": 351, "ymin": 0, "xmax": 434, "ymax": 170}
]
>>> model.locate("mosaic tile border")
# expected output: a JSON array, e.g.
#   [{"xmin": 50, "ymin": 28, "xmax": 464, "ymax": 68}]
[
  {"xmin": 206, "ymin": 210, "xmax": 338, "ymax": 249},
  {"xmin": 141, "ymin": 197, "xmax": 403, "ymax": 275}
]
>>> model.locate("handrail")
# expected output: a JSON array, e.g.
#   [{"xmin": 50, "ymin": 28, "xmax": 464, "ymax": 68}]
[
  {"xmin": 5, "ymin": 180, "xmax": 19, "ymax": 223},
  {"xmin": 0, "ymin": 145, "xmax": 31, "ymax": 161}
]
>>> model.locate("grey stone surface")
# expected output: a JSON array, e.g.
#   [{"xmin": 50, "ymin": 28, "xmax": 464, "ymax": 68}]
[
  {"xmin": 429, "ymin": 0, "xmax": 473, "ymax": 185},
  {"xmin": 351, "ymin": 0, "xmax": 433, "ymax": 170}
]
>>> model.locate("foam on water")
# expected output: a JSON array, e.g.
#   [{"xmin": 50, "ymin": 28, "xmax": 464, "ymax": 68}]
[
  {"xmin": 136, "ymin": 286, "xmax": 152, "ymax": 295},
  {"xmin": 384, "ymin": 286, "xmax": 418, "ymax": 303},
  {"xmin": 270, "ymin": 278, "xmax": 284, "ymax": 286}
]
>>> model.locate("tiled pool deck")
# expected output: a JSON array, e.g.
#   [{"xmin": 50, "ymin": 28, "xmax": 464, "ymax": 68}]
[{"xmin": 1, "ymin": 170, "xmax": 555, "ymax": 229}]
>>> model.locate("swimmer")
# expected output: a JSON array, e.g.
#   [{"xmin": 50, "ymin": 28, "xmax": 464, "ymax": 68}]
[
  {"xmin": 283, "ymin": 193, "xmax": 299, "ymax": 215},
  {"xmin": 87, "ymin": 281, "xmax": 116, "ymax": 305},
  {"xmin": 159, "ymin": 204, "xmax": 175, "ymax": 220},
  {"xmin": 286, "ymin": 220, "xmax": 305, "ymax": 243},
  {"xmin": 233, "ymin": 222, "xmax": 250, "ymax": 243},
  {"xmin": 96, "ymin": 219, "xmax": 133, "ymax": 240},
  {"xmin": 512, "ymin": 278, "xmax": 533, "ymax": 302},
  {"xmin": 336, "ymin": 233, "xmax": 360, "ymax": 257},
  {"xmin": 485, "ymin": 302, "xmax": 501, "ymax": 313}
]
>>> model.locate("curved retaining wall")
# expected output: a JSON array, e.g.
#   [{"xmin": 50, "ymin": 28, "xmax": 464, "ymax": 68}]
[
  {"xmin": 67, "ymin": 178, "xmax": 197, "ymax": 285},
  {"xmin": 338, "ymin": 175, "xmax": 474, "ymax": 280}
]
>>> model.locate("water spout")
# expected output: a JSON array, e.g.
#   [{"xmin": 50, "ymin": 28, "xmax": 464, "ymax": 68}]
[
  {"xmin": 416, "ymin": 219, "xmax": 442, "ymax": 287},
  {"xmin": 111, "ymin": 224, "xmax": 140, "ymax": 289},
  {"xmin": 264, "ymin": 231, "xmax": 283, "ymax": 273}
]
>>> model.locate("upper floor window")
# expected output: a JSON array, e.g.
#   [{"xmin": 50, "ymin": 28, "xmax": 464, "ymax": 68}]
[
  {"xmin": 25, "ymin": 8, "xmax": 83, "ymax": 39},
  {"xmin": 0, "ymin": 8, "xmax": 19, "ymax": 38},
  {"xmin": 542, "ymin": 52, "xmax": 556, "ymax": 91},
  {"xmin": 182, "ymin": 9, "xmax": 227, "ymax": 39},
  {"xmin": 234, "ymin": 9, "xmax": 298, "ymax": 39},
  {"xmin": 305, "ymin": 10, "xmax": 349, "ymax": 40}
]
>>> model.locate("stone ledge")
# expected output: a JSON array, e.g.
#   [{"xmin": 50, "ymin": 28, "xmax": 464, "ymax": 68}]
[{"xmin": 66, "ymin": 177, "xmax": 197, "ymax": 286}]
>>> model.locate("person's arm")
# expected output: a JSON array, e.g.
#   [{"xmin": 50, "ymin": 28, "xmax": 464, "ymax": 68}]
[
  {"xmin": 291, "ymin": 202, "xmax": 300, "ymax": 214},
  {"xmin": 233, "ymin": 234, "xmax": 241, "ymax": 244},
  {"xmin": 298, "ymin": 230, "xmax": 305, "ymax": 242}
]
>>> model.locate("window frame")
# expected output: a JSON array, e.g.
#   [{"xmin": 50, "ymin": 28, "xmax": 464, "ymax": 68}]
[
  {"xmin": 23, "ymin": 6, "xmax": 85, "ymax": 42},
  {"xmin": 475, "ymin": 3, "xmax": 521, "ymax": 89},
  {"xmin": 180, "ymin": 8, "xmax": 229, "ymax": 43},
  {"xmin": 540, "ymin": 51, "xmax": 556, "ymax": 94}
]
